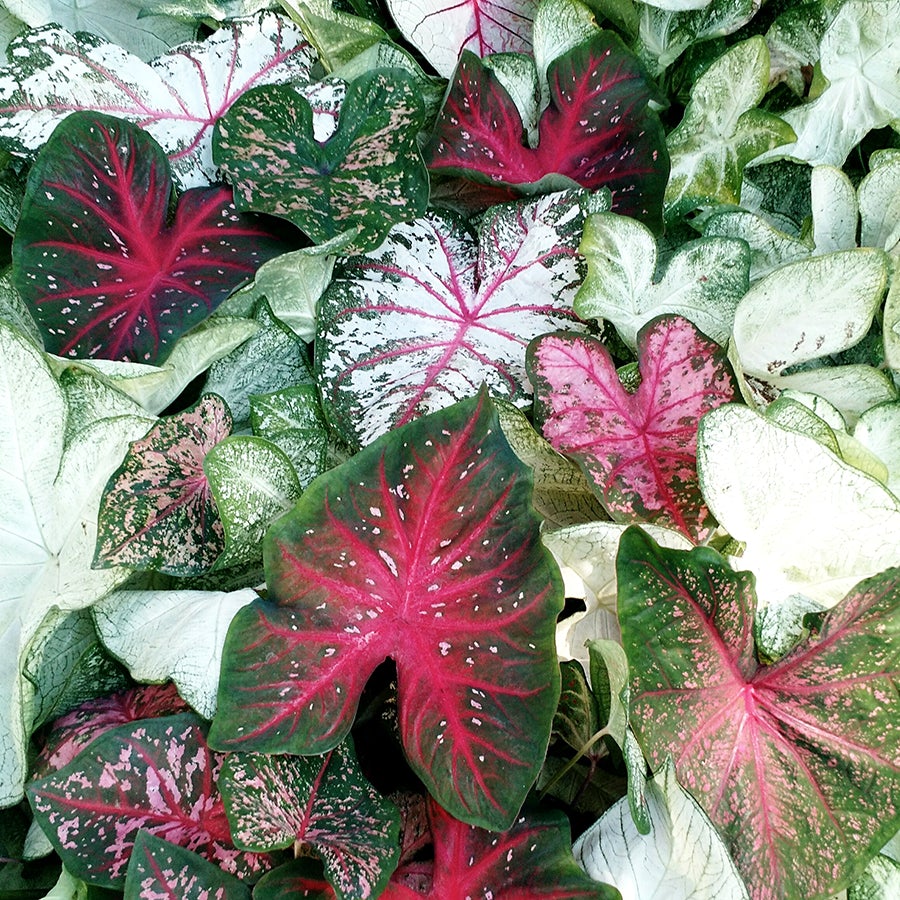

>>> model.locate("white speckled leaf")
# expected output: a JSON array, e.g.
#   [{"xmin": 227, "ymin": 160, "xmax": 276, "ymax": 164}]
[
  {"xmin": 574, "ymin": 759, "xmax": 750, "ymax": 900},
  {"xmin": 93, "ymin": 588, "xmax": 257, "ymax": 719},
  {"xmin": 221, "ymin": 740, "xmax": 400, "ymax": 898},
  {"xmin": 316, "ymin": 190, "xmax": 588, "ymax": 448},
  {"xmin": 0, "ymin": 12, "xmax": 318, "ymax": 188}
]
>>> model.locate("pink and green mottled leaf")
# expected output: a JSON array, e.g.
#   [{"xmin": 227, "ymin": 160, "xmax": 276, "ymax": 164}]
[
  {"xmin": 384, "ymin": 0, "xmax": 537, "ymax": 78},
  {"xmin": 12, "ymin": 111, "xmax": 295, "ymax": 364},
  {"xmin": 382, "ymin": 798, "xmax": 617, "ymax": 898},
  {"xmin": 26, "ymin": 713, "xmax": 271, "ymax": 889},
  {"xmin": 93, "ymin": 394, "xmax": 231, "ymax": 575},
  {"xmin": 124, "ymin": 831, "xmax": 252, "ymax": 900},
  {"xmin": 617, "ymin": 526, "xmax": 900, "ymax": 900},
  {"xmin": 315, "ymin": 190, "xmax": 589, "ymax": 449},
  {"xmin": 424, "ymin": 34, "xmax": 669, "ymax": 229},
  {"xmin": 212, "ymin": 70, "xmax": 429, "ymax": 253},
  {"xmin": 0, "ymin": 12, "xmax": 319, "ymax": 189},
  {"xmin": 527, "ymin": 315, "xmax": 737, "ymax": 542},
  {"xmin": 220, "ymin": 738, "xmax": 400, "ymax": 899},
  {"xmin": 208, "ymin": 391, "xmax": 563, "ymax": 831}
]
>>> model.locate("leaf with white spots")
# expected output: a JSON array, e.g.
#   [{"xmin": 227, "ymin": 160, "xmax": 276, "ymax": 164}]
[
  {"xmin": 316, "ymin": 190, "xmax": 589, "ymax": 449},
  {"xmin": 27, "ymin": 713, "xmax": 271, "ymax": 888},
  {"xmin": 12, "ymin": 112, "xmax": 295, "ymax": 364},
  {"xmin": 0, "ymin": 12, "xmax": 319, "ymax": 188},
  {"xmin": 208, "ymin": 391, "xmax": 563, "ymax": 831},
  {"xmin": 423, "ymin": 34, "xmax": 669, "ymax": 229},
  {"xmin": 93, "ymin": 589, "xmax": 258, "ymax": 719},
  {"xmin": 221, "ymin": 739, "xmax": 400, "ymax": 899},
  {"xmin": 213, "ymin": 69, "xmax": 429, "ymax": 254},
  {"xmin": 528, "ymin": 316, "xmax": 738, "ymax": 542},
  {"xmin": 124, "ymin": 831, "xmax": 252, "ymax": 900},
  {"xmin": 93, "ymin": 394, "xmax": 232, "ymax": 576},
  {"xmin": 617, "ymin": 526, "xmax": 900, "ymax": 900}
]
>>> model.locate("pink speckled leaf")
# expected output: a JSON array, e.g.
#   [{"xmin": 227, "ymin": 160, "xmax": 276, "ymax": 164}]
[
  {"xmin": 208, "ymin": 391, "xmax": 563, "ymax": 831},
  {"xmin": 424, "ymin": 35, "xmax": 669, "ymax": 229},
  {"xmin": 212, "ymin": 70, "xmax": 428, "ymax": 253},
  {"xmin": 124, "ymin": 831, "xmax": 252, "ymax": 900},
  {"xmin": 617, "ymin": 526, "xmax": 900, "ymax": 900},
  {"xmin": 220, "ymin": 739, "xmax": 400, "ymax": 899},
  {"xmin": 26, "ymin": 713, "xmax": 271, "ymax": 889},
  {"xmin": 94, "ymin": 394, "xmax": 231, "ymax": 575},
  {"xmin": 527, "ymin": 316, "xmax": 737, "ymax": 542},
  {"xmin": 315, "ymin": 190, "xmax": 588, "ymax": 449},
  {"xmin": 0, "ymin": 12, "xmax": 319, "ymax": 189},
  {"xmin": 384, "ymin": 0, "xmax": 537, "ymax": 78},
  {"xmin": 12, "ymin": 112, "xmax": 294, "ymax": 364}
]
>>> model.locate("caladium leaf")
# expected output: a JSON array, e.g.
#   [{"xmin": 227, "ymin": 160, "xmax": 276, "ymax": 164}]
[
  {"xmin": 664, "ymin": 36, "xmax": 796, "ymax": 220},
  {"xmin": 213, "ymin": 70, "xmax": 429, "ymax": 254},
  {"xmin": 574, "ymin": 211, "xmax": 750, "ymax": 350},
  {"xmin": 139, "ymin": 0, "xmax": 275, "ymax": 22},
  {"xmin": 13, "ymin": 112, "xmax": 294, "ymax": 364},
  {"xmin": 0, "ymin": 12, "xmax": 320, "ymax": 188},
  {"xmin": 424, "ymin": 34, "xmax": 669, "ymax": 228},
  {"xmin": 93, "ymin": 394, "xmax": 231, "ymax": 576},
  {"xmin": 528, "ymin": 316, "xmax": 738, "ymax": 542},
  {"xmin": 617, "ymin": 526, "xmax": 900, "ymax": 900},
  {"xmin": 93, "ymin": 588, "xmax": 258, "ymax": 719},
  {"xmin": 316, "ymin": 190, "xmax": 589, "ymax": 449},
  {"xmin": 27, "ymin": 713, "xmax": 270, "ymax": 888},
  {"xmin": 221, "ymin": 739, "xmax": 400, "ymax": 899},
  {"xmin": 209, "ymin": 392, "xmax": 563, "ymax": 831},
  {"xmin": 124, "ymin": 831, "xmax": 252, "ymax": 900},
  {"xmin": 574, "ymin": 758, "xmax": 750, "ymax": 900}
]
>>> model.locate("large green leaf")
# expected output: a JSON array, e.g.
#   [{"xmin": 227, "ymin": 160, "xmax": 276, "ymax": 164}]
[{"xmin": 213, "ymin": 70, "xmax": 429, "ymax": 253}]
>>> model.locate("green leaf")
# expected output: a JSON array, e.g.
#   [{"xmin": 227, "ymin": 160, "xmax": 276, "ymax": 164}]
[
  {"xmin": 575, "ymin": 211, "xmax": 749, "ymax": 349},
  {"xmin": 664, "ymin": 36, "xmax": 796, "ymax": 219},
  {"xmin": 213, "ymin": 70, "xmax": 429, "ymax": 253}
]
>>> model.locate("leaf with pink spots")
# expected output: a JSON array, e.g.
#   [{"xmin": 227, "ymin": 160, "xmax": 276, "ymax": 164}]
[
  {"xmin": 423, "ymin": 34, "xmax": 669, "ymax": 229},
  {"xmin": 527, "ymin": 315, "xmax": 737, "ymax": 543},
  {"xmin": 93, "ymin": 394, "xmax": 231, "ymax": 576},
  {"xmin": 207, "ymin": 390, "xmax": 563, "ymax": 831},
  {"xmin": 26, "ymin": 713, "xmax": 271, "ymax": 889},
  {"xmin": 617, "ymin": 526, "xmax": 900, "ymax": 900},
  {"xmin": 12, "ymin": 112, "xmax": 295, "ymax": 364},
  {"xmin": 220, "ymin": 738, "xmax": 400, "ymax": 899}
]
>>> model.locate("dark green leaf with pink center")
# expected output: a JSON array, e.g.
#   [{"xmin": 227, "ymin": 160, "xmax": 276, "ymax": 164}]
[
  {"xmin": 527, "ymin": 315, "xmax": 738, "ymax": 542},
  {"xmin": 617, "ymin": 526, "xmax": 900, "ymax": 900},
  {"xmin": 208, "ymin": 391, "xmax": 563, "ymax": 830},
  {"xmin": 94, "ymin": 394, "xmax": 231, "ymax": 575}
]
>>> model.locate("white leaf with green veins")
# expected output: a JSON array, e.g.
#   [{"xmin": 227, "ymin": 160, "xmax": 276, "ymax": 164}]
[
  {"xmin": 93, "ymin": 588, "xmax": 258, "ymax": 719},
  {"xmin": 854, "ymin": 402, "xmax": 900, "ymax": 498},
  {"xmin": 848, "ymin": 854, "xmax": 900, "ymax": 899},
  {"xmin": 859, "ymin": 150, "xmax": 900, "ymax": 256},
  {"xmin": 664, "ymin": 36, "xmax": 796, "ymax": 218},
  {"xmin": 574, "ymin": 758, "xmax": 750, "ymax": 900},
  {"xmin": 575, "ymin": 212, "xmax": 749, "ymax": 349},
  {"xmin": 697, "ymin": 403, "xmax": 900, "ymax": 613},
  {"xmin": 810, "ymin": 165, "xmax": 858, "ymax": 253},
  {"xmin": 0, "ymin": 322, "xmax": 153, "ymax": 805},
  {"xmin": 752, "ymin": 0, "xmax": 900, "ymax": 167},
  {"xmin": 138, "ymin": 0, "xmax": 276, "ymax": 22}
]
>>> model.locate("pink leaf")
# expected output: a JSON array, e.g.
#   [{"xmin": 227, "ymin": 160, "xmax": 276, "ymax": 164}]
[{"xmin": 527, "ymin": 316, "xmax": 737, "ymax": 542}]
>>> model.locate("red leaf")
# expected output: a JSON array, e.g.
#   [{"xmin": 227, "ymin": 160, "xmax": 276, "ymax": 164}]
[
  {"xmin": 618, "ymin": 527, "xmax": 900, "ymax": 900},
  {"xmin": 208, "ymin": 391, "xmax": 563, "ymax": 831},
  {"xmin": 527, "ymin": 316, "xmax": 737, "ymax": 542},
  {"xmin": 424, "ymin": 35, "xmax": 668, "ymax": 228}
]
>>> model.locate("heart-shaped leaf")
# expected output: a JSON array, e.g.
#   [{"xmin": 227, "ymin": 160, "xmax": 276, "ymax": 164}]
[
  {"xmin": 424, "ymin": 33, "xmax": 669, "ymax": 228},
  {"xmin": 27, "ymin": 713, "xmax": 271, "ymax": 888},
  {"xmin": 316, "ymin": 190, "xmax": 590, "ymax": 449},
  {"xmin": 213, "ymin": 70, "xmax": 429, "ymax": 253},
  {"xmin": 617, "ymin": 526, "xmax": 900, "ymax": 900},
  {"xmin": 0, "ymin": 13, "xmax": 319, "ymax": 188},
  {"xmin": 208, "ymin": 391, "xmax": 563, "ymax": 830},
  {"xmin": 527, "ymin": 316, "xmax": 738, "ymax": 542},
  {"xmin": 94, "ymin": 394, "xmax": 231, "ymax": 576},
  {"xmin": 13, "ymin": 112, "xmax": 295, "ymax": 364},
  {"xmin": 221, "ymin": 739, "xmax": 400, "ymax": 899}
]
